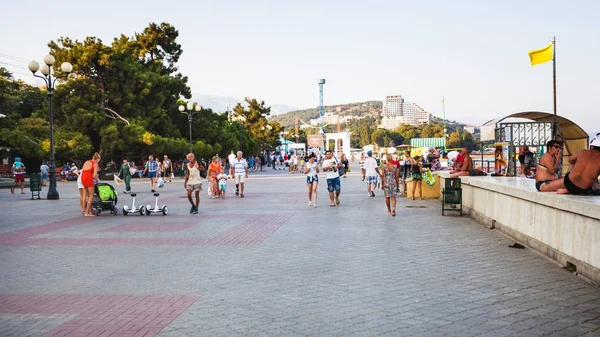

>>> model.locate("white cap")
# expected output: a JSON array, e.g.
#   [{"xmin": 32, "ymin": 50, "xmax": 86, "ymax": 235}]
[{"xmin": 591, "ymin": 138, "xmax": 600, "ymax": 147}]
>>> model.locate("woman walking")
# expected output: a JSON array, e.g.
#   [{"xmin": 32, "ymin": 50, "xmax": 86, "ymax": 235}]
[
  {"xmin": 81, "ymin": 152, "xmax": 101, "ymax": 216},
  {"xmin": 341, "ymin": 154, "xmax": 349, "ymax": 178},
  {"xmin": 208, "ymin": 156, "xmax": 222, "ymax": 198},
  {"xmin": 118, "ymin": 158, "xmax": 132, "ymax": 194},
  {"xmin": 411, "ymin": 155, "xmax": 423, "ymax": 200},
  {"xmin": 381, "ymin": 154, "xmax": 399, "ymax": 216},
  {"xmin": 304, "ymin": 154, "xmax": 319, "ymax": 207}
]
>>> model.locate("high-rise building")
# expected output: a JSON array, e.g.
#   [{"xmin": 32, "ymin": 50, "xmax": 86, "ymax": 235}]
[
  {"xmin": 380, "ymin": 95, "xmax": 431, "ymax": 129},
  {"xmin": 383, "ymin": 95, "xmax": 402, "ymax": 117}
]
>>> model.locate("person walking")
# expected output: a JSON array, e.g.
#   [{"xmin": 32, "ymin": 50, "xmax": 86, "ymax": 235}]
[
  {"xmin": 381, "ymin": 154, "xmax": 400, "ymax": 216},
  {"xmin": 81, "ymin": 152, "xmax": 101, "ymax": 216},
  {"xmin": 143, "ymin": 155, "xmax": 158, "ymax": 192},
  {"xmin": 340, "ymin": 154, "xmax": 349, "ymax": 178},
  {"xmin": 304, "ymin": 153, "xmax": 319, "ymax": 207},
  {"xmin": 323, "ymin": 150, "xmax": 342, "ymax": 207},
  {"xmin": 411, "ymin": 156, "xmax": 423, "ymax": 200},
  {"xmin": 163, "ymin": 155, "xmax": 173, "ymax": 182},
  {"xmin": 184, "ymin": 153, "xmax": 205, "ymax": 214},
  {"xmin": 40, "ymin": 160, "xmax": 49, "ymax": 187},
  {"xmin": 231, "ymin": 151, "xmax": 249, "ymax": 197},
  {"xmin": 362, "ymin": 150, "xmax": 380, "ymax": 197},
  {"xmin": 118, "ymin": 158, "xmax": 132, "ymax": 194},
  {"xmin": 207, "ymin": 156, "xmax": 221, "ymax": 198},
  {"xmin": 10, "ymin": 157, "xmax": 26, "ymax": 194}
]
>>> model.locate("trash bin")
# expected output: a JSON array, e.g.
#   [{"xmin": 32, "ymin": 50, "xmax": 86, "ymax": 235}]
[
  {"xmin": 442, "ymin": 178, "xmax": 462, "ymax": 215},
  {"xmin": 29, "ymin": 174, "xmax": 42, "ymax": 200}
]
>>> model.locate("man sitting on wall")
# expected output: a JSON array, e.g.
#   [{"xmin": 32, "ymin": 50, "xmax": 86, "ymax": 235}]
[
  {"xmin": 555, "ymin": 138, "xmax": 600, "ymax": 195},
  {"xmin": 535, "ymin": 140, "xmax": 562, "ymax": 192},
  {"xmin": 449, "ymin": 147, "xmax": 473, "ymax": 178}
]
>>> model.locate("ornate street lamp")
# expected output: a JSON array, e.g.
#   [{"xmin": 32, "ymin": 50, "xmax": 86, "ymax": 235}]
[
  {"xmin": 179, "ymin": 102, "xmax": 201, "ymax": 153},
  {"xmin": 28, "ymin": 55, "xmax": 72, "ymax": 200}
]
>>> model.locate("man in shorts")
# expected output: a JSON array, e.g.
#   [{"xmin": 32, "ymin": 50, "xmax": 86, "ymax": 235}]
[
  {"xmin": 10, "ymin": 157, "xmax": 26, "ymax": 194},
  {"xmin": 184, "ymin": 153, "xmax": 205, "ymax": 214},
  {"xmin": 555, "ymin": 139, "xmax": 600, "ymax": 195},
  {"xmin": 143, "ymin": 155, "xmax": 158, "ymax": 192},
  {"xmin": 163, "ymin": 155, "xmax": 173, "ymax": 182},
  {"xmin": 231, "ymin": 151, "xmax": 249, "ymax": 197},
  {"xmin": 323, "ymin": 150, "xmax": 342, "ymax": 206},
  {"xmin": 362, "ymin": 150, "xmax": 380, "ymax": 197}
]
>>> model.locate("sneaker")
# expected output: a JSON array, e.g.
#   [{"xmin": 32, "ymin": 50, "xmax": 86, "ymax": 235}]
[
  {"xmin": 193, "ymin": 209, "xmax": 199, "ymax": 214},
  {"xmin": 189, "ymin": 206, "xmax": 195, "ymax": 214},
  {"xmin": 371, "ymin": 191, "xmax": 375, "ymax": 197},
  {"xmin": 308, "ymin": 201, "xmax": 312, "ymax": 207},
  {"xmin": 151, "ymin": 189, "xmax": 156, "ymax": 193}
]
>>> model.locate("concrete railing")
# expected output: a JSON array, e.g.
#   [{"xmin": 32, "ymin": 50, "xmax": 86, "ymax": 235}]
[{"xmin": 438, "ymin": 171, "xmax": 600, "ymax": 284}]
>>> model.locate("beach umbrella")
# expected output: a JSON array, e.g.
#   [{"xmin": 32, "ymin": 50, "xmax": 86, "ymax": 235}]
[{"xmin": 447, "ymin": 151, "xmax": 460, "ymax": 161}]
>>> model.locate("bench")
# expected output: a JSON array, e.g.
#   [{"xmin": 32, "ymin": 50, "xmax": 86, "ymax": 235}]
[
  {"xmin": 0, "ymin": 165, "xmax": 10, "ymax": 178},
  {"xmin": 437, "ymin": 171, "xmax": 600, "ymax": 284}
]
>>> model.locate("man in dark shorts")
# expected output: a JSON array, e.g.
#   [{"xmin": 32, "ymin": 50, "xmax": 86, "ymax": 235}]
[
  {"xmin": 556, "ymin": 139, "xmax": 600, "ymax": 195},
  {"xmin": 535, "ymin": 140, "xmax": 562, "ymax": 192}
]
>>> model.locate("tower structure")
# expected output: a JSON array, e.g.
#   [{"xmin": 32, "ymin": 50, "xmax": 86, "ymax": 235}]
[{"xmin": 318, "ymin": 79, "xmax": 326, "ymax": 151}]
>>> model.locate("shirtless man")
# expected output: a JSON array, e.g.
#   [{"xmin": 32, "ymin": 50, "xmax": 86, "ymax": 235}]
[
  {"xmin": 450, "ymin": 147, "xmax": 473, "ymax": 178},
  {"xmin": 535, "ymin": 140, "xmax": 562, "ymax": 192},
  {"xmin": 556, "ymin": 139, "xmax": 600, "ymax": 195}
]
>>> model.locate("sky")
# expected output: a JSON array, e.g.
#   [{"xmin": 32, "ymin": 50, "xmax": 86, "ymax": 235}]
[{"xmin": 1, "ymin": 0, "xmax": 599, "ymax": 133}]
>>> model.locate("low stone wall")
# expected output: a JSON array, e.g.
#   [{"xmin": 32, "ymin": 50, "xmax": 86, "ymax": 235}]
[{"xmin": 438, "ymin": 172, "xmax": 600, "ymax": 284}]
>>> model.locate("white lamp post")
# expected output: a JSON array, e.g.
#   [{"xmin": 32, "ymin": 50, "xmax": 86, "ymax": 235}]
[
  {"xmin": 179, "ymin": 102, "xmax": 201, "ymax": 153},
  {"xmin": 28, "ymin": 55, "xmax": 72, "ymax": 200}
]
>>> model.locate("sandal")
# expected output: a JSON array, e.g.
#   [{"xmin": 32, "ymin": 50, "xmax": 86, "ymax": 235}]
[
  {"xmin": 391, "ymin": 210, "xmax": 396, "ymax": 216},
  {"xmin": 330, "ymin": 204, "xmax": 335, "ymax": 207}
]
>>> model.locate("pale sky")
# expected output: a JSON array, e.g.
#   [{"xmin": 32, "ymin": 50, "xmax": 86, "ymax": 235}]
[{"xmin": 1, "ymin": 0, "xmax": 599, "ymax": 133}]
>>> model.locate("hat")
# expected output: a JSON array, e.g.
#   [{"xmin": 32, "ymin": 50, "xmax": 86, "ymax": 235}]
[
  {"xmin": 367, "ymin": 150, "xmax": 373, "ymax": 156},
  {"xmin": 591, "ymin": 138, "xmax": 600, "ymax": 147}
]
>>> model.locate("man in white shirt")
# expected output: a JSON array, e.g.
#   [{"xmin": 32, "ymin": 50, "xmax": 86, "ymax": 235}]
[
  {"xmin": 323, "ymin": 150, "xmax": 343, "ymax": 206},
  {"xmin": 362, "ymin": 150, "xmax": 380, "ymax": 197},
  {"xmin": 230, "ymin": 151, "xmax": 249, "ymax": 197},
  {"xmin": 228, "ymin": 151, "xmax": 236, "ymax": 170}
]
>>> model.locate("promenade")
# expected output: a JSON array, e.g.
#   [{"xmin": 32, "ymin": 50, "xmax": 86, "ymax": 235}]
[{"xmin": 0, "ymin": 165, "xmax": 599, "ymax": 337}]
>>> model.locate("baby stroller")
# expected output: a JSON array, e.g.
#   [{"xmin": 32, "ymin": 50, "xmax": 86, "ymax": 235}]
[{"xmin": 92, "ymin": 182, "xmax": 119, "ymax": 215}]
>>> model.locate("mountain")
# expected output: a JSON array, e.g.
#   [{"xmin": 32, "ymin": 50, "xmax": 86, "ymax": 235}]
[
  {"xmin": 191, "ymin": 93, "xmax": 297, "ymax": 116},
  {"xmin": 272, "ymin": 101, "xmax": 382, "ymax": 126}
]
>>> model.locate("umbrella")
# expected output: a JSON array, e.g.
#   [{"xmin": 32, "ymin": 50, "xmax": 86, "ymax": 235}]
[{"xmin": 447, "ymin": 151, "xmax": 460, "ymax": 161}]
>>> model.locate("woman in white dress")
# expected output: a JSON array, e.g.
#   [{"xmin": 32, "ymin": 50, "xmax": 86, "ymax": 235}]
[{"xmin": 304, "ymin": 154, "xmax": 320, "ymax": 207}]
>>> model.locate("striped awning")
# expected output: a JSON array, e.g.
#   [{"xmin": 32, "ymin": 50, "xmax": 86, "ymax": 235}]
[{"xmin": 410, "ymin": 137, "xmax": 446, "ymax": 148}]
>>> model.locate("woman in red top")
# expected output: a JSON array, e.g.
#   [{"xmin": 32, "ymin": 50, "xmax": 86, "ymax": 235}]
[
  {"xmin": 207, "ymin": 156, "xmax": 221, "ymax": 198},
  {"xmin": 81, "ymin": 152, "xmax": 101, "ymax": 216}
]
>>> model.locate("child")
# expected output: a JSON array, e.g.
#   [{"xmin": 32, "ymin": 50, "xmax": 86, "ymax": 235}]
[{"xmin": 217, "ymin": 167, "xmax": 228, "ymax": 199}]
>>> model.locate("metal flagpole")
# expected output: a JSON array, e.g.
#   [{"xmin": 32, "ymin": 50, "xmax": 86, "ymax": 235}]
[{"xmin": 552, "ymin": 36, "xmax": 557, "ymax": 140}]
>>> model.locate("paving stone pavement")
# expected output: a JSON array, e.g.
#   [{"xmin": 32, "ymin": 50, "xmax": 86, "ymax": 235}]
[{"xmin": 0, "ymin": 164, "xmax": 599, "ymax": 337}]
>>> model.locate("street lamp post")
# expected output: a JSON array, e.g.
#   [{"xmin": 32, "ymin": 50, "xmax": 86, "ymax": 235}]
[
  {"xmin": 28, "ymin": 55, "xmax": 72, "ymax": 200},
  {"xmin": 179, "ymin": 102, "xmax": 201, "ymax": 153}
]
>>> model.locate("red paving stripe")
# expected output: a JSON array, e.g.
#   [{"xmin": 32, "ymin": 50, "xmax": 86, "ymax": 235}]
[
  {"xmin": 0, "ymin": 294, "xmax": 200, "ymax": 337},
  {"xmin": 0, "ymin": 214, "xmax": 290, "ymax": 247}
]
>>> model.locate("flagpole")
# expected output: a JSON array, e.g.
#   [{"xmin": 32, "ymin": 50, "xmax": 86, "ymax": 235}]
[
  {"xmin": 552, "ymin": 36, "xmax": 557, "ymax": 139},
  {"xmin": 442, "ymin": 96, "xmax": 446, "ymax": 138}
]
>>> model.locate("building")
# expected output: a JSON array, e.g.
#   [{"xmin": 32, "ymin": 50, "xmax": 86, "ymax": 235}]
[
  {"xmin": 465, "ymin": 125, "xmax": 476, "ymax": 134},
  {"xmin": 380, "ymin": 95, "xmax": 431, "ymax": 129},
  {"xmin": 383, "ymin": 95, "xmax": 403, "ymax": 117}
]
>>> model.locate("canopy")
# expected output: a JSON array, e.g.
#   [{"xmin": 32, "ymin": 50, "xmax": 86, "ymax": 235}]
[
  {"xmin": 410, "ymin": 138, "xmax": 446, "ymax": 148},
  {"xmin": 480, "ymin": 111, "xmax": 589, "ymax": 155}
]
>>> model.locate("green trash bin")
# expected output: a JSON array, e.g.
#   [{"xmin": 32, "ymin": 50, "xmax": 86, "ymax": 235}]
[
  {"xmin": 442, "ymin": 178, "xmax": 462, "ymax": 215},
  {"xmin": 29, "ymin": 174, "xmax": 42, "ymax": 200}
]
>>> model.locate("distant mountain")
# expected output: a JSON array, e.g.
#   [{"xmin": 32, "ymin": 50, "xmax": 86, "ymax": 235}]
[{"xmin": 191, "ymin": 93, "xmax": 297, "ymax": 116}]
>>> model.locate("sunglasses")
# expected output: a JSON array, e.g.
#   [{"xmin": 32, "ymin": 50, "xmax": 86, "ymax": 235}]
[{"xmin": 553, "ymin": 145, "xmax": 562, "ymax": 149}]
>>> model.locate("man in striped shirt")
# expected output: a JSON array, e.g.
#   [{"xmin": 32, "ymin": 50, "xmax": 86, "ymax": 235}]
[
  {"xmin": 230, "ymin": 151, "xmax": 249, "ymax": 198},
  {"xmin": 143, "ymin": 155, "xmax": 158, "ymax": 192}
]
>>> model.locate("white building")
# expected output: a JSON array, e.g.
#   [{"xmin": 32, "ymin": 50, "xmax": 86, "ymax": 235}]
[{"xmin": 380, "ymin": 95, "xmax": 431, "ymax": 129}]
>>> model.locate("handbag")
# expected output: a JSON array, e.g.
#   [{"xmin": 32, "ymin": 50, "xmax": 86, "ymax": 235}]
[
  {"xmin": 113, "ymin": 175, "xmax": 124, "ymax": 185},
  {"xmin": 129, "ymin": 167, "xmax": 137, "ymax": 175}
]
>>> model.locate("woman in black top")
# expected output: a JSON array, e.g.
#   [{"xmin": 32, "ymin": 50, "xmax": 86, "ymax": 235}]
[{"xmin": 341, "ymin": 154, "xmax": 349, "ymax": 178}]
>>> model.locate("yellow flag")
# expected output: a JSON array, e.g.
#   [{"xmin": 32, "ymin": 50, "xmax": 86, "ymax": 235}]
[
  {"xmin": 528, "ymin": 43, "xmax": 553, "ymax": 66},
  {"xmin": 440, "ymin": 98, "xmax": 444, "ymax": 103}
]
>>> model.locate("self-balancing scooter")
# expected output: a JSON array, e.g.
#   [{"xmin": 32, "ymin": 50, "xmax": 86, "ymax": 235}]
[
  {"xmin": 145, "ymin": 193, "xmax": 168, "ymax": 216},
  {"xmin": 122, "ymin": 193, "xmax": 145, "ymax": 216}
]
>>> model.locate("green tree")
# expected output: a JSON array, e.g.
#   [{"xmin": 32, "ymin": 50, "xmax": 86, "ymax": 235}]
[
  {"xmin": 359, "ymin": 124, "xmax": 372, "ymax": 147},
  {"xmin": 396, "ymin": 124, "xmax": 420, "ymax": 143},
  {"xmin": 371, "ymin": 129, "xmax": 387, "ymax": 147}
]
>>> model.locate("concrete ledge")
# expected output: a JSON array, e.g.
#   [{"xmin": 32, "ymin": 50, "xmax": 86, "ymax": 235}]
[
  {"xmin": 437, "ymin": 172, "xmax": 600, "ymax": 284},
  {"xmin": 464, "ymin": 205, "xmax": 600, "ymax": 285}
]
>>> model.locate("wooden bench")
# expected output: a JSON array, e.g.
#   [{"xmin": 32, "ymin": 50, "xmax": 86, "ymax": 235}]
[{"xmin": 0, "ymin": 165, "xmax": 10, "ymax": 178}]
